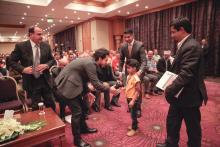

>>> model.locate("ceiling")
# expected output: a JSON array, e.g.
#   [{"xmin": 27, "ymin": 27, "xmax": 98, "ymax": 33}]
[{"xmin": 0, "ymin": 0, "xmax": 185, "ymax": 42}]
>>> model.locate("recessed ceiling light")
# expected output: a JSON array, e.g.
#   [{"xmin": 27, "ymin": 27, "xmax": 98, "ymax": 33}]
[
  {"xmin": 71, "ymin": 20, "xmax": 74, "ymax": 23},
  {"xmin": 51, "ymin": 8, "xmax": 55, "ymax": 11},
  {"xmin": 136, "ymin": 4, "xmax": 139, "ymax": 7},
  {"xmin": 24, "ymin": 12, "xmax": 27, "ymax": 16},
  {"xmin": 19, "ymin": 22, "xmax": 23, "ymax": 24},
  {"xmin": 27, "ymin": 5, "xmax": 30, "ymax": 9},
  {"xmin": 77, "ymin": 17, "xmax": 80, "ymax": 20},
  {"xmin": 170, "ymin": 0, "xmax": 174, "ymax": 1},
  {"xmin": 41, "ymin": 18, "xmax": 44, "ymax": 21},
  {"xmin": 145, "ymin": 5, "xmax": 149, "ymax": 9},
  {"xmin": 65, "ymin": 16, "xmax": 68, "ymax": 19},
  {"xmin": 126, "ymin": 11, "xmax": 130, "ymax": 15},
  {"xmin": 74, "ymin": 11, "xmax": 77, "ymax": 13},
  {"xmin": 21, "ymin": 17, "xmax": 25, "ymax": 20},
  {"xmin": 36, "ymin": 22, "xmax": 39, "ymax": 25},
  {"xmin": 53, "ymin": 24, "xmax": 55, "ymax": 26},
  {"xmin": 45, "ymin": 14, "xmax": 48, "ymax": 17},
  {"xmin": 88, "ymin": 12, "xmax": 91, "ymax": 15},
  {"xmin": 118, "ymin": 10, "xmax": 121, "ymax": 13},
  {"xmin": 59, "ymin": 19, "xmax": 62, "ymax": 22}
]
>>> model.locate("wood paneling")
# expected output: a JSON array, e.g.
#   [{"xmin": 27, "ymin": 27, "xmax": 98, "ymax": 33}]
[
  {"xmin": 82, "ymin": 21, "xmax": 91, "ymax": 51},
  {"xmin": 0, "ymin": 24, "xmax": 25, "ymax": 28}
]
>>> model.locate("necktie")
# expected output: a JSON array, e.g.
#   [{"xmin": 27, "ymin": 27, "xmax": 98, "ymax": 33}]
[
  {"xmin": 128, "ymin": 44, "xmax": 132, "ymax": 57},
  {"xmin": 33, "ymin": 45, "xmax": 40, "ymax": 78}
]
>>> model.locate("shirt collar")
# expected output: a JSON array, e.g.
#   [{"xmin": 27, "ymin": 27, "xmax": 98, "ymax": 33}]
[
  {"xmin": 177, "ymin": 34, "xmax": 190, "ymax": 50},
  {"xmin": 129, "ymin": 39, "xmax": 135, "ymax": 46},
  {"xmin": 30, "ymin": 39, "xmax": 37, "ymax": 48}
]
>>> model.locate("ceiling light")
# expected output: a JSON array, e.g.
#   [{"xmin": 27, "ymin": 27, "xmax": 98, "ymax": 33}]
[
  {"xmin": 145, "ymin": 5, "xmax": 149, "ymax": 9},
  {"xmin": 24, "ymin": 12, "xmax": 27, "ymax": 16},
  {"xmin": 118, "ymin": 10, "xmax": 121, "ymax": 13},
  {"xmin": 36, "ymin": 22, "xmax": 39, "ymax": 25},
  {"xmin": 136, "ymin": 4, "xmax": 139, "ymax": 7},
  {"xmin": 41, "ymin": 18, "xmax": 44, "ymax": 21},
  {"xmin": 59, "ymin": 19, "xmax": 62, "ymax": 22},
  {"xmin": 88, "ymin": 12, "xmax": 91, "ymax": 15},
  {"xmin": 47, "ymin": 18, "xmax": 54, "ymax": 23},
  {"xmin": 126, "ymin": 11, "xmax": 130, "ymax": 15},
  {"xmin": 71, "ymin": 20, "xmax": 74, "ymax": 23},
  {"xmin": 51, "ymin": 8, "xmax": 55, "ymax": 11},
  {"xmin": 74, "ymin": 11, "xmax": 77, "ymax": 13},
  {"xmin": 19, "ymin": 22, "xmax": 23, "ymax": 24},
  {"xmin": 21, "ymin": 17, "xmax": 25, "ymax": 20},
  {"xmin": 170, "ymin": 0, "xmax": 174, "ymax": 1},
  {"xmin": 77, "ymin": 17, "xmax": 80, "ymax": 20},
  {"xmin": 45, "ymin": 14, "xmax": 48, "ymax": 17},
  {"xmin": 53, "ymin": 24, "xmax": 55, "ymax": 26},
  {"xmin": 27, "ymin": 5, "xmax": 30, "ymax": 9},
  {"xmin": 65, "ymin": 16, "xmax": 68, "ymax": 19}
]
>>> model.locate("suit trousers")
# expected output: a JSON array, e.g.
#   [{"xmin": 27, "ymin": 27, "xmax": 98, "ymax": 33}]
[
  {"xmin": 27, "ymin": 76, "xmax": 56, "ymax": 111},
  {"xmin": 166, "ymin": 105, "xmax": 201, "ymax": 147},
  {"xmin": 55, "ymin": 92, "xmax": 89, "ymax": 142}
]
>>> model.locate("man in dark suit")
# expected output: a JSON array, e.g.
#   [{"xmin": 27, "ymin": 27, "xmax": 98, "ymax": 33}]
[
  {"xmin": 157, "ymin": 50, "xmax": 172, "ymax": 77},
  {"xmin": 119, "ymin": 29, "xmax": 147, "ymax": 117},
  {"xmin": 8, "ymin": 26, "xmax": 56, "ymax": 111},
  {"xmin": 156, "ymin": 17, "xmax": 208, "ymax": 147},
  {"xmin": 54, "ymin": 48, "xmax": 119, "ymax": 147}
]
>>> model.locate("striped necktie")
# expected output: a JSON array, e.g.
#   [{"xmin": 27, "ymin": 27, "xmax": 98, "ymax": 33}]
[{"xmin": 33, "ymin": 45, "xmax": 40, "ymax": 78}]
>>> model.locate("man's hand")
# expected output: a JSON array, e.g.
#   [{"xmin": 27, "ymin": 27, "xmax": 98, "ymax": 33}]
[
  {"xmin": 87, "ymin": 92, "xmax": 96, "ymax": 106},
  {"xmin": 110, "ymin": 86, "xmax": 120, "ymax": 96},
  {"xmin": 22, "ymin": 66, "xmax": 33, "ymax": 74},
  {"xmin": 35, "ymin": 64, "xmax": 49, "ymax": 72},
  {"xmin": 129, "ymin": 100, "xmax": 135, "ymax": 108}
]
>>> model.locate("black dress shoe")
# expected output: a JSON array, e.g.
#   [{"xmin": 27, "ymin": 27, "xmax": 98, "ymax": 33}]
[
  {"xmin": 74, "ymin": 139, "xmax": 91, "ymax": 147},
  {"xmin": 156, "ymin": 143, "xmax": 168, "ymax": 147},
  {"xmin": 81, "ymin": 128, "xmax": 98, "ymax": 134},
  {"xmin": 111, "ymin": 102, "xmax": 121, "ymax": 107},
  {"xmin": 92, "ymin": 104, "xmax": 100, "ymax": 112},
  {"xmin": 104, "ymin": 106, "xmax": 114, "ymax": 111}
]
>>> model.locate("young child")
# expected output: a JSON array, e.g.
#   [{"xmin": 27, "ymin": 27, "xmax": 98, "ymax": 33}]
[{"xmin": 125, "ymin": 59, "xmax": 141, "ymax": 137}]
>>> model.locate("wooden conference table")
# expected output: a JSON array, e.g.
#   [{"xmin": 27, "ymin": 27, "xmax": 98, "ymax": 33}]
[{"xmin": 0, "ymin": 108, "xmax": 66, "ymax": 147}]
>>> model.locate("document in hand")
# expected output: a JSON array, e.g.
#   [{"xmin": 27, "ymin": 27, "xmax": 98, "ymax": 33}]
[{"xmin": 156, "ymin": 71, "xmax": 183, "ymax": 98}]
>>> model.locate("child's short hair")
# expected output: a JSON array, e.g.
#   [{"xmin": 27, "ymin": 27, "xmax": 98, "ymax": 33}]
[{"xmin": 126, "ymin": 59, "xmax": 140, "ymax": 71}]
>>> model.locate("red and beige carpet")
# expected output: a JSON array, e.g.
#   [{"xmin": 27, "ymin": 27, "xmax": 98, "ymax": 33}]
[{"xmin": 42, "ymin": 81, "xmax": 220, "ymax": 147}]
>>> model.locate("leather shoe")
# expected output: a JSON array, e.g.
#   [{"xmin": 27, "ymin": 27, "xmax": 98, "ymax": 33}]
[
  {"xmin": 74, "ymin": 139, "xmax": 91, "ymax": 147},
  {"xmin": 92, "ymin": 104, "xmax": 100, "ymax": 112},
  {"xmin": 156, "ymin": 143, "xmax": 168, "ymax": 147},
  {"xmin": 81, "ymin": 128, "xmax": 98, "ymax": 134},
  {"xmin": 111, "ymin": 102, "xmax": 121, "ymax": 107},
  {"xmin": 104, "ymin": 106, "xmax": 114, "ymax": 111}
]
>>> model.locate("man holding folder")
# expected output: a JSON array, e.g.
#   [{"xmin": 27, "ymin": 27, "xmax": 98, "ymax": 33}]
[{"xmin": 157, "ymin": 17, "xmax": 208, "ymax": 147}]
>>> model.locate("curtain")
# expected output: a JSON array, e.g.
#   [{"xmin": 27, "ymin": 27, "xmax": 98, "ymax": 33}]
[
  {"xmin": 54, "ymin": 27, "xmax": 76, "ymax": 51},
  {"xmin": 125, "ymin": 0, "xmax": 220, "ymax": 76}
]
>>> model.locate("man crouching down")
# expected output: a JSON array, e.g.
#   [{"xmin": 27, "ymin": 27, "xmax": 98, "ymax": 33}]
[{"xmin": 54, "ymin": 48, "xmax": 119, "ymax": 147}]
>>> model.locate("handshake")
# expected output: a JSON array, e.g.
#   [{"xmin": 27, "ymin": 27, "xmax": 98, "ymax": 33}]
[{"xmin": 114, "ymin": 81, "xmax": 124, "ymax": 89}]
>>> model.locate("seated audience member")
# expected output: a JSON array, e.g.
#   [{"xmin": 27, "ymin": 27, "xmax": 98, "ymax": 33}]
[
  {"xmin": 157, "ymin": 50, "xmax": 172, "ymax": 77},
  {"xmin": 92, "ymin": 63, "xmax": 121, "ymax": 112},
  {"xmin": 111, "ymin": 51, "xmax": 120, "ymax": 76},
  {"xmin": 54, "ymin": 52, "xmax": 61, "ymax": 66},
  {"xmin": 0, "ymin": 58, "xmax": 8, "ymax": 76},
  {"xmin": 142, "ymin": 50, "xmax": 160, "ymax": 99},
  {"xmin": 153, "ymin": 48, "xmax": 161, "ymax": 63}
]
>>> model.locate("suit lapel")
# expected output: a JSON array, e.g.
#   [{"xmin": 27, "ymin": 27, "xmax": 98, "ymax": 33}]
[
  {"xmin": 40, "ymin": 43, "xmax": 44, "ymax": 63},
  {"xmin": 170, "ymin": 35, "xmax": 192, "ymax": 70},
  {"xmin": 125, "ymin": 44, "xmax": 130, "ymax": 58},
  {"xmin": 26, "ymin": 40, "xmax": 33, "ymax": 65},
  {"xmin": 131, "ymin": 41, "xmax": 136, "ymax": 58}
]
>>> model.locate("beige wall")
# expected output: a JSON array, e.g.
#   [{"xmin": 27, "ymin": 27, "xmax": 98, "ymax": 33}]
[
  {"xmin": 0, "ymin": 42, "xmax": 16, "ymax": 54},
  {"xmin": 75, "ymin": 24, "xmax": 83, "ymax": 52}
]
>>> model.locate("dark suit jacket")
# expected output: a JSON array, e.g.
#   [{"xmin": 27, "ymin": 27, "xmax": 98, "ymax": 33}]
[
  {"xmin": 119, "ymin": 40, "xmax": 147, "ymax": 73},
  {"xmin": 97, "ymin": 64, "xmax": 116, "ymax": 82},
  {"xmin": 165, "ymin": 35, "xmax": 208, "ymax": 107},
  {"xmin": 8, "ymin": 40, "xmax": 55, "ymax": 91},
  {"xmin": 157, "ymin": 58, "xmax": 171, "ymax": 73},
  {"xmin": 55, "ymin": 57, "xmax": 109, "ymax": 99}
]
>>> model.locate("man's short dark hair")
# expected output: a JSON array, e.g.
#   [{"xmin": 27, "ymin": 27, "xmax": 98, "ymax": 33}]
[
  {"xmin": 126, "ymin": 59, "xmax": 140, "ymax": 71},
  {"xmin": 93, "ymin": 48, "xmax": 109, "ymax": 61},
  {"xmin": 170, "ymin": 17, "xmax": 192, "ymax": 33},
  {"xmin": 28, "ymin": 26, "xmax": 35, "ymax": 36},
  {"xmin": 124, "ymin": 28, "xmax": 133, "ymax": 35}
]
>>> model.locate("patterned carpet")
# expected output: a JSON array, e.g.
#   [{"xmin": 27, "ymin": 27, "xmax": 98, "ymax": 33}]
[{"xmin": 42, "ymin": 81, "xmax": 220, "ymax": 147}]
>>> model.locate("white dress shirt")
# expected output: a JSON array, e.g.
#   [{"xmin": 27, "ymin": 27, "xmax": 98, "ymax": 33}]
[
  {"xmin": 30, "ymin": 39, "xmax": 41, "ymax": 62},
  {"xmin": 177, "ymin": 34, "xmax": 191, "ymax": 50}
]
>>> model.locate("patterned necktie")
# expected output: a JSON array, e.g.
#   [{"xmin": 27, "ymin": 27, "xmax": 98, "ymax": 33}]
[
  {"xmin": 33, "ymin": 45, "xmax": 40, "ymax": 78},
  {"xmin": 128, "ymin": 44, "xmax": 132, "ymax": 57}
]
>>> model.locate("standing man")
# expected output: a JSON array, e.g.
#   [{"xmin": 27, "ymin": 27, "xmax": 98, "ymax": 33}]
[
  {"xmin": 119, "ymin": 29, "xmax": 147, "ymax": 117},
  {"xmin": 8, "ymin": 26, "xmax": 56, "ymax": 111},
  {"xmin": 54, "ymin": 48, "xmax": 119, "ymax": 147},
  {"xmin": 156, "ymin": 17, "xmax": 208, "ymax": 147}
]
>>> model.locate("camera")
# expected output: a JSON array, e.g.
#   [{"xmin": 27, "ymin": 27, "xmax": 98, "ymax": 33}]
[{"xmin": 114, "ymin": 81, "xmax": 123, "ymax": 89}]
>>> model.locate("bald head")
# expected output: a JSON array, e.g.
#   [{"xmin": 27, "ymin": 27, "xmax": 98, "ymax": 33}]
[{"xmin": 29, "ymin": 26, "xmax": 43, "ymax": 44}]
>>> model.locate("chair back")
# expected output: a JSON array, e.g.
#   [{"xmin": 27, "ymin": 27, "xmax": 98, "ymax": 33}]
[{"xmin": 0, "ymin": 76, "xmax": 19, "ymax": 103}]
